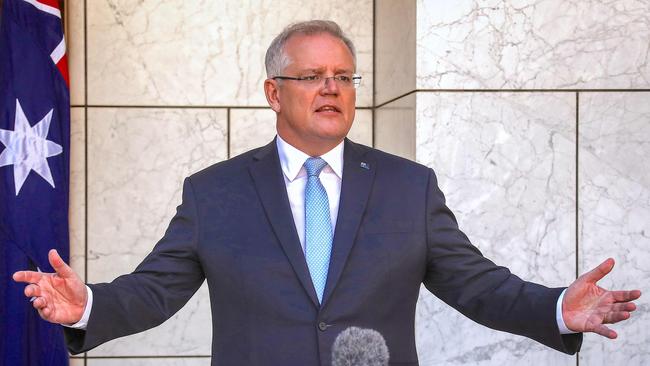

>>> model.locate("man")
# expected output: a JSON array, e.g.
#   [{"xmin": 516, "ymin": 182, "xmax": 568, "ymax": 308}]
[{"xmin": 13, "ymin": 20, "xmax": 641, "ymax": 365}]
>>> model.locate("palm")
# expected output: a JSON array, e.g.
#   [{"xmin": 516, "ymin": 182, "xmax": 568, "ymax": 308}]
[
  {"xmin": 12, "ymin": 249, "xmax": 87, "ymax": 325},
  {"xmin": 34, "ymin": 272, "xmax": 86, "ymax": 323},
  {"xmin": 562, "ymin": 258, "xmax": 641, "ymax": 338}
]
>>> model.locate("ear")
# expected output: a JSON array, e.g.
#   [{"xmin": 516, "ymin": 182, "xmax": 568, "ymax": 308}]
[{"xmin": 264, "ymin": 79, "xmax": 281, "ymax": 113}]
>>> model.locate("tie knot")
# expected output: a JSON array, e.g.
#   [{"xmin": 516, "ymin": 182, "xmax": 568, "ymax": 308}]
[{"xmin": 304, "ymin": 157, "xmax": 328, "ymax": 177}]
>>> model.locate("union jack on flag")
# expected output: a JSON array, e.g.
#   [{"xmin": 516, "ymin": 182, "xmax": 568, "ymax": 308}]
[{"xmin": 1, "ymin": 0, "xmax": 71, "ymax": 365}]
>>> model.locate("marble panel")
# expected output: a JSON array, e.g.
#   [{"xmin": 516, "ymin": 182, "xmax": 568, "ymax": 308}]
[
  {"xmin": 69, "ymin": 107, "xmax": 85, "ymax": 277},
  {"xmin": 87, "ymin": 358, "xmax": 210, "ymax": 366},
  {"xmin": 69, "ymin": 358, "xmax": 85, "ymax": 366},
  {"xmin": 89, "ymin": 284, "xmax": 212, "ymax": 356},
  {"xmin": 578, "ymin": 92, "xmax": 650, "ymax": 366},
  {"xmin": 66, "ymin": 0, "xmax": 85, "ymax": 105},
  {"xmin": 414, "ymin": 92, "xmax": 576, "ymax": 365},
  {"xmin": 375, "ymin": 0, "xmax": 416, "ymax": 105},
  {"xmin": 87, "ymin": 0, "xmax": 373, "ymax": 107},
  {"xmin": 348, "ymin": 109, "xmax": 373, "ymax": 147},
  {"xmin": 229, "ymin": 108, "xmax": 276, "ymax": 158},
  {"xmin": 86, "ymin": 107, "xmax": 226, "ymax": 355},
  {"xmin": 374, "ymin": 93, "xmax": 416, "ymax": 160},
  {"xmin": 417, "ymin": 0, "xmax": 650, "ymax": 89},
  {"xmin": 229, "ymin": 108, "xmax": 372, "ymax": 158}
]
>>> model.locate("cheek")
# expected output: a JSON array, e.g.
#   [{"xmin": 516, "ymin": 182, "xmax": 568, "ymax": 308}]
[
  {"xmin": 344, "ymin": 95, "xmax": 356, "ymax": 121},
  {"xmin": 344, "ymin": 92, "xmax": 356, "ymax": 111},
  {"xmin": 295, "ymin": 97, "xmax": 316, "ymax": 120},
  {"xmin": 281, "ymin": 90, "xmax": 310, "ymax": 116},
  {"xmin": 348, "ymin": 109, "xmax": 356, "ymax": 125}
]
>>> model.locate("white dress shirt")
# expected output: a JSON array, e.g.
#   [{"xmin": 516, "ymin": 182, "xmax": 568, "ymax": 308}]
[
  {"xmin": 68, "ymin": 134, "xmax": 574, "ymax": 335},
  {"xmin": 276, "ymin": 134, "xmax": 343, "ymax": 252}
]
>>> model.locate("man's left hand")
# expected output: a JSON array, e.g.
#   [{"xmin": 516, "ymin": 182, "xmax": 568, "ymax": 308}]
[{"xmin": 563, "ymin": 258, "xmax": 642, "ymax": 338}]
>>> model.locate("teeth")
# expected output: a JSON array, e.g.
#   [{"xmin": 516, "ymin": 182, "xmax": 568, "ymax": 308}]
[{"xmin": 319, "ymin": 106, "xmax": 337, "ymax": 111}]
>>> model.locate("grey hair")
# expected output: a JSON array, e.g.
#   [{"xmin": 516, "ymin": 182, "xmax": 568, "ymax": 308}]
[{"xmin": 265, "ymin": 20, "xmax": 357, "ymax": 78}]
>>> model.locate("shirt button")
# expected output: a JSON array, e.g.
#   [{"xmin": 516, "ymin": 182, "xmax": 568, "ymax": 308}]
[{"xmin": 318, "ymin": 322, "xmax": 328, "ymax": 331}]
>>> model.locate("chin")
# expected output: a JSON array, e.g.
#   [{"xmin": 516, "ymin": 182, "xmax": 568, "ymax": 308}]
[
  {"xmin": 305, "ymin": 131, "xmax": 345, "ymax": 146},
  {"xmin": 317, "ymin": 124, "xmax": 350, "ymax": 139},
  {"xmin": 314, "ymin": 119, "xmax": 351, "ymax": 135}
]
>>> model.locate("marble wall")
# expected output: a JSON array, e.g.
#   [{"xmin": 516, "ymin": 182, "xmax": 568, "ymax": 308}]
[
  {"xmin": 376, "ymin": 1, "xmax": 649, "ymax": 366},
  {"xmin": 64, "ymin": 0, "xmax": 372, "ymax": 364},
  {"xmin": 578, "ymin": 92, "xmax": 650, "ymax": 366},
  {"xmin": 410, "ymin": 92, "xmax": 577, "ymax": 366},
  {"xmin": 63, "ymin": 0, "xmax": 648, "ymax": 365}
]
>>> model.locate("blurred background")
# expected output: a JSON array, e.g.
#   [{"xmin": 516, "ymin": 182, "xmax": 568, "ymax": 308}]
[{"xmin": 64, "ymin": 0, "xmax": 649, "ymax": 365}]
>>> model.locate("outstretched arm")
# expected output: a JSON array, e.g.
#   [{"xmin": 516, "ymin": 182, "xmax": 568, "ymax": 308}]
[
  {"xmin": 563, "ymin": 258, "xmax": 642, "ymax": 338},
  {"xmin": 12, "ymin": 249, "xmax": 87, "ymax": 325}
]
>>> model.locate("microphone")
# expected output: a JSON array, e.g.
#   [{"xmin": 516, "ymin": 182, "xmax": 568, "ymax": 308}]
[{"xmin": 331, "ymin": 326, "xmax": 390, "ymax": 366}]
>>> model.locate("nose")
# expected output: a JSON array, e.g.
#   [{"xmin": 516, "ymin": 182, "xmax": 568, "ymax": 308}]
[{"xmin": 320, "ymin": 76, "xmax": 340, "ymax": 95}]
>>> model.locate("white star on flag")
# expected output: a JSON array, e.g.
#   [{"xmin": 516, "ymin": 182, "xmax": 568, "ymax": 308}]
[{"xmin": 0, "ymin": 98, "xmax": 63, "ymax": 196}]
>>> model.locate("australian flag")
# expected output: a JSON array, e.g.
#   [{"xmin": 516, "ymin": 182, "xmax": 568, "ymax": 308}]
[{"xmin": 0, "ymin": 0, "xmax": 70, "ymax": 365}]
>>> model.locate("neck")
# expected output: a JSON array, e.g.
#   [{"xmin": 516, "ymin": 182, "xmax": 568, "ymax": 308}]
[{"xmin": 276, "ymin": 129, "xmax": 343, "ymax": 157}]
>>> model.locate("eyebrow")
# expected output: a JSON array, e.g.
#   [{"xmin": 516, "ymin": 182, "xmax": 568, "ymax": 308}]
[{"xmin": 297, "ymin": 67, "xmax": 354, "ymax": 75}]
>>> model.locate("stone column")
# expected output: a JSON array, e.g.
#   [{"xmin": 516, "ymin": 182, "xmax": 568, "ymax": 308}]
[{"xmin": 375, "ymin": 1, "xmax": 650, "ymax": 365}]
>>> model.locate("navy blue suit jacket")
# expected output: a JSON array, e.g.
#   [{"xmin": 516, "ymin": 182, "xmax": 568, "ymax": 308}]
[{"xmin": 66, "ymin": 139, "xmax": 581, "ymax": 365}]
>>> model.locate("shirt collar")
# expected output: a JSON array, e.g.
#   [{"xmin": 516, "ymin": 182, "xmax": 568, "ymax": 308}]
[{"xmin": 276, "ymin": 134, "xmax": 344, "ymax": 182}]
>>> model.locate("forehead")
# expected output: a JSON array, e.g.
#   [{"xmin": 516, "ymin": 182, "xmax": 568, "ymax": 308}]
[{"xmin": 283, "ymin": 33, "xmax": 355, "ymax": 71}]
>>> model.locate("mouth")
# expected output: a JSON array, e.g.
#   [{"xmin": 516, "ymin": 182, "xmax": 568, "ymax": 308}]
[{"xmin": 315, "ymin": 105, "xmax": 341, "ymax": 114}]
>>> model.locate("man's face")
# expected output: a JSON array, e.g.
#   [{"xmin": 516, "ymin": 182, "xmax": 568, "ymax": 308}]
[{"xmin": 265, "ymin": 33, "xmax": 356, "ymax": 155}]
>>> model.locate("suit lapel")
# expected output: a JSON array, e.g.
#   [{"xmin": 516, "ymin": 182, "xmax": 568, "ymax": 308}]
[
  {"xmin": 248, "ymin": 139, "xmax": 319, "ymax": 307},
  {"xmin": 322, "ymin": 139, "xmax": 376, "ymax": 306}
]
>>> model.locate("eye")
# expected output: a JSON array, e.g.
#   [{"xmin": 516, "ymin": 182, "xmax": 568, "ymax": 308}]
[
  {"xmin": 337, "ymin": 75, "xmax": 352, "ymax": 83},
  {"xmin": 301, "ymin": 75, "xmax": 320, "ymax": 81}
]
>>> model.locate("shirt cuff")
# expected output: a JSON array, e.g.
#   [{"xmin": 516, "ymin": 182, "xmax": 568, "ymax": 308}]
[
  {"xmin": 62, "ymin": 285, "xmax": 93, "ymax": 330},
  {"xmin": 556, "ymin": 288, "xmax": 578, "ymax": 334}
]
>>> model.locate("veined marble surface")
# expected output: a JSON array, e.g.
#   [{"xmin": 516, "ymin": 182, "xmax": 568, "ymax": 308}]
[
  {"xmin": 375, "ymin": 0, "xmax": 416, "ymax": 105},
  {"xmin": 86, "ymin": 107, "xmax": 226, "ymax": 355},
  {"xmin": 69, "ymin": 107, "xmax": 85, "ymax": 277},
  {"xmin": 229, "ymin": 108, "xmax": 277, "ymax": 158},
  {"xmin": 69, "ymin": 358, "xmax": 84, "ymax": 366},
  {"xmin": 229, "ymin": 108, "xmax": 373, "ymax": 158},
  {"xmin": 86, "ymin": 0, "xmax": 373, "ymax": 107},
  {"xmin": 348, "ymin": 109, "xmax": 374, "ymax": 147},
  {"xmin": 374, "ymin": 93, "xmax": 416, "ymax": 160},
  {"xmin": 417, "ymin": 0, "xmax": 650, "ymax": 89},
  {"xmin": 87, "ymin": 107, "xmax": 227, "ymax": 279},
  {"xmin": 65, "ymin": 0, "xmax": 650, "ymax": 362},
  {"xmin": 89, "ymin": 284, "xmax": 212, "ymax": 356},
  {"xmin": 67, "ymin": 0, "xmax": 85, "ymax": 105},
  {"xmin": 414, "ymin": 92, "xmax": 576, "ymax": 365},
  {"xmin": 578, "ymin": 92, "xmax": 650, "ymax": 366}
]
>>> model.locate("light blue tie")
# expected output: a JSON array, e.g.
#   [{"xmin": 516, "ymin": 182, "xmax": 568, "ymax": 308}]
[{"xmin": 304, "ymin": 157, "xmax": 333, "ymax": 304}]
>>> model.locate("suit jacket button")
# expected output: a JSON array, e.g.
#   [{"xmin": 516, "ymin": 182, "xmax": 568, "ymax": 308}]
[{"xmin": 318, "ymin": 322, "xmax": 328, "ymax": 331}]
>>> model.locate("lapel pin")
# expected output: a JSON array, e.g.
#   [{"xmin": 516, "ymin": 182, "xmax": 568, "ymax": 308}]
[{"xmin": 360, "ymin": 162, "xmax": 370, "ymax": 170}]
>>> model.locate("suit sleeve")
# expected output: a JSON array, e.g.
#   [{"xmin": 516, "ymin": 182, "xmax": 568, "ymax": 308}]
[
  {"xmin": 421, "ymin": 168, "xmax": 582, "ymax": 354},
  {"xmin": 65, "ymin": 178, "xmax": 205, "ymax": 354}
]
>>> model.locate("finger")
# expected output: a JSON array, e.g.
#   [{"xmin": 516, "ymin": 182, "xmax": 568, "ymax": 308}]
[
  {"xmin": 24, "ymin": 284, "xmax": 41, "ymax": 298},
  {"xmin": 48, "ymin": 249, "xmax": 74, "ymax": 278},
  {"xmin": 12, "ymin": 270, "xmax": 44, "ymax": 284},
  {"xmin": 40, "ymin": 306, "xmax": 52, "ymax": 319},
  {"xmin": 610, "ymin": 289, "xmax": 642, "ymax": 302},
  {"xmin": 603, "ymin": 311, "xmax": 631, "ymax": 324},
  {"xmin": 32, "ymin": 297, "xmax": 47, "ymax": 310},
  {"xmin": 581, "ymin": 258, "xmax": 615, "ymax": 284},
  {"xmin": 592, "ymin": 324, "xmax": 617, "ymax": 339},
  {"xmin": 610, "ymin": 302, "xmax": 637, "ymax": 312}
]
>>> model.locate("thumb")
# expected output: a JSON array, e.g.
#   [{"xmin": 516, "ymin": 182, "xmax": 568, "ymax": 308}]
[
  {"xmin": 48, "ymin": 249, "xmax": 74, "ymax": 278},
  {"xmin": 581, "ymin": 258, "xmax": 615, "ymax": 284}
]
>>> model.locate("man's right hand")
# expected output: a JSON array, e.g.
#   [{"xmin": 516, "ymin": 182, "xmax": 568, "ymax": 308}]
[{"xmin": 12, "ymin": 248, "xmax": 87, "ymax": 325}]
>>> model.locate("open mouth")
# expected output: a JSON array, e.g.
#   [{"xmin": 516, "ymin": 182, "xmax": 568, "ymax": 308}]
[{"xmin": 315, "ymin": 105, "xmax": 341, "ymax": 113}]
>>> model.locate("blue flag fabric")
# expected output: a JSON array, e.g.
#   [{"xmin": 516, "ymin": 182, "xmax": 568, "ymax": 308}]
[{"xmin": 0, "ymin": 0, "xmax": 70, "ymax": 365}]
